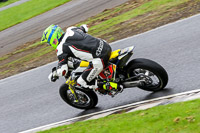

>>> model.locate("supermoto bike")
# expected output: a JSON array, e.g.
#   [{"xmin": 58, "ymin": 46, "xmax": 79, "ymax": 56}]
[{"xmin": 59, "ymin": 46, "xmax": 168, "ymax": 109}]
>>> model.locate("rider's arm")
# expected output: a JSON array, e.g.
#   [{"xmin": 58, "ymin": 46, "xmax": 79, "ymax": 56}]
[
  {"xmin": 64, "ymin": 27, "xmax": 84, "ymax": 41},
  {"xmin": 56, "ymin": 53, "xmax": 69, "ymax": 77},
  {"xmin": 66, "ymin": 24, "xmax": 89, "ymax": 41},
  {"xmin": 48, "ymin": 52, "xmax": 69, "ymax": 82}
]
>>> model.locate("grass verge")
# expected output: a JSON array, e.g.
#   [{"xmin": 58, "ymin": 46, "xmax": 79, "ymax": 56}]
[
  {"xmin": 0, "ymin": 0, "xmax": 71, "ymax": 31},
  {"xmin": 39, "ymin": 99, "xmax": 200, "ymax": 133},
  {"xmin": 85, "ymin": 0, "xmax": 189, "ymax": 36},
  {"xmin": 1, "ymin": 0, "xmax": 200, "ymax": 79}
]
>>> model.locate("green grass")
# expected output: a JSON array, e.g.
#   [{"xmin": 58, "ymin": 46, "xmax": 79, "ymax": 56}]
[
  {"xmin": 39, "ymin": 99, "xmax": 200, "ymax": 133},
  {"xmin": 0, "ymin": 41, "xmax": 42, "ymax": 61},
  {"xmin": 0, "ymin": 45, "xmax": 53, "ymax": 75},
  {"xmin": 0, "ymin": 0, "xmax": 71, "ymax": 31},
  {"xmin": 7, "ymin": 46, "xmax": 52, "ymax": 66},
  {"xmin": 0, "ymin": 0, "xmax": 19, "ymax": 8},
  {"xmin": 85, "ymin": 0, "xmax": 189, "ymax": 36},
  {"xmin": 2, "ymin": 46, "xmax": 52, "ymax": 66},
  {"xmin": 0, "ymin": 42, "xmax": 53, "ymax": 72}
]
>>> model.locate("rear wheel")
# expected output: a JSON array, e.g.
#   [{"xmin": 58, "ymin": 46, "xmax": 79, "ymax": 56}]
[
  {"xmin": 59, "ymin": 84, "xmax": 98, "ymax": 109},
  {"xmin": 126, "ymin": 58, "xmax": 168, "ymax": 92}
]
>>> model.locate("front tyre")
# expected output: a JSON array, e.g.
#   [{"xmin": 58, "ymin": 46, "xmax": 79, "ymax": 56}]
[
  {"xmin": 126, "ymin": 58, "xmax": 168, "ymax": 92},
  {"xmin": 59, "ymin": 84, "xmax": 98, "ymax": 109}
]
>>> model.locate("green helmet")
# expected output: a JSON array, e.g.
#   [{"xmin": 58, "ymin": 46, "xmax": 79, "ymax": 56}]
[{"xmin": 41, "ymin": 24, "xmax": 64, "ymax": 49}]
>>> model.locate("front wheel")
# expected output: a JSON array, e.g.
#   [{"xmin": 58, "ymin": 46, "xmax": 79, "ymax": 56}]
[
  {"xmin": 126, "ymin": 58, "xmax": 168, "ymax": 92},
  {"xmin": 59, "ymin": 84, "xmax": 98, "ymax": 109}
]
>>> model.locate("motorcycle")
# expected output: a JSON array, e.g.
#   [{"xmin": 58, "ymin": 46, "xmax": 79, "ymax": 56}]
[{"xmin": 59, "ymin": 46, "xmax": 168, "ymax": 109}]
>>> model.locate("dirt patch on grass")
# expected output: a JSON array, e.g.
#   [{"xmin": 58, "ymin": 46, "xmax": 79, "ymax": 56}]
[
  {"xmin": 0, "ymin": 0, "xmax": 200, "ymax": 80},
  {"xmin": 87, "ymin": 0, "xmax": 151, "ymax": 26},
  {"xmin": 101, "ymin": 0, "xmax": 200, "ymax": 42}
]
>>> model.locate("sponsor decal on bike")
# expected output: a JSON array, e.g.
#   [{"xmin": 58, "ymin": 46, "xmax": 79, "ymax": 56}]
[
  {"xmin": 104, "ymin": 68, "xmax": 111, "ymax": 77},
  {"xmin": 96, "ymin": 40, "xmax": 104, "ymax": 56}
]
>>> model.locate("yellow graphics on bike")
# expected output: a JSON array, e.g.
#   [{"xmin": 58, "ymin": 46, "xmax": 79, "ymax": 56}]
[
  {"xmin": 66, "ymin": 76, "xmax": 79, "ymax": 102},
  {"xmin": 66, "ymin": 76, "xmax": 76, "ymax": 86},
  {"xmin": 79, "ymin": 49, "xmax": 121, "ymax": 68},
  {"xmin": 109, "ymin": 49, "xmax": 121, "ymax": 60},
  {"xmin": 80, "ymin": 61, "xmax": 90, "ymax": 67}
]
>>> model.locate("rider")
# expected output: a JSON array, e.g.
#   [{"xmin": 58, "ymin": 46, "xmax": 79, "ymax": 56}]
[{"xmin": 41, "ymin": 24, "xmax": 113, "ymax": 89}]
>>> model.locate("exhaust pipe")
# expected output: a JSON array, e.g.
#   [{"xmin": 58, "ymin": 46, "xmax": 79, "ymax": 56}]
[{"xmin": 122, "ymin": 80, "xmax": 144, "ymax": 88}]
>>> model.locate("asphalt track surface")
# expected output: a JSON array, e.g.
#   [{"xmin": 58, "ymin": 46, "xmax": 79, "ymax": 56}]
[
  {"xmin": 0, "ymin": 14, "xmax": 200, "ymax": 133},
  {"xmin": 0, "ymin": 0, "xmax": 129, "ymax": 56}
]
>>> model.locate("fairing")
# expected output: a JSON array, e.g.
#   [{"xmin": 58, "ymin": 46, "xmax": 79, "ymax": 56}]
[{"xmin": 99, "ymin": 64, "xmax": 117, "ymax": 81}]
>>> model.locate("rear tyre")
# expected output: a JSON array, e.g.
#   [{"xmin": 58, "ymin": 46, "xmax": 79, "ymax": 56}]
[
  {"xmin": 126, "ymin": 58, "xmax": 168, "ymax": 92},
  {"xmin": 59, "ymin": 84, "xmax": 98, "ymax": 109}
]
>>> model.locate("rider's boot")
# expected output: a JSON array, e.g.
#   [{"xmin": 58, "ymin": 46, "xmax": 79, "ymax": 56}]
[
  {"xmin": 96, "ymin": 81, "xmax": 123, "ymax": 95},
  {"xmin": 103, "ymin": 82, "xmax": 123, "ymax": 92},
  {"xmin": 76, "ymin": 76, "xmax": 98, "ymax": 89}
]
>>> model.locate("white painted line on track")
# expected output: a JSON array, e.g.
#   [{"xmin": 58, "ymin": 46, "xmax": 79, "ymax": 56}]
[{"xmin": 20, "ymin": 88, "xmax": 200, "ymax": 133}]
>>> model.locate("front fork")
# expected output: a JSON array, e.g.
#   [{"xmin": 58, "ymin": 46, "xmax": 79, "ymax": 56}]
[{"xmin": 66, "ymin": 76, "xmax": 79, "ymax": 102}]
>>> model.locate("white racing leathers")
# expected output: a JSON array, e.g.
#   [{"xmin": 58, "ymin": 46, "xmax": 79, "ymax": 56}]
[{"xmin": 56, "ymin": 26, "xmax": 111, "ymax": 88}]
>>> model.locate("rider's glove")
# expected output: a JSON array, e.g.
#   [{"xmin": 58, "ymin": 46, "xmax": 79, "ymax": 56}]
[{"xmin": 48, "ymin": 67, "xmax": 59, "ymax": 82}]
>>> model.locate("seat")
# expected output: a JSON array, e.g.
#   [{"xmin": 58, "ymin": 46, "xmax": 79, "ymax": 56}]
[{"xmin": 79, "ymin": 49, "xmax": 121, "ymax": 67}]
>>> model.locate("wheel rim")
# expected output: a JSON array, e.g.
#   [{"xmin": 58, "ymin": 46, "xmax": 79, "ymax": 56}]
[
  {"xmin": 132, "ymin": 68, "xmax": 161, "ymax": 88},
  {"xmin": 66, "ymin": 89, "xmax": 91, "ymax": 108}
]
